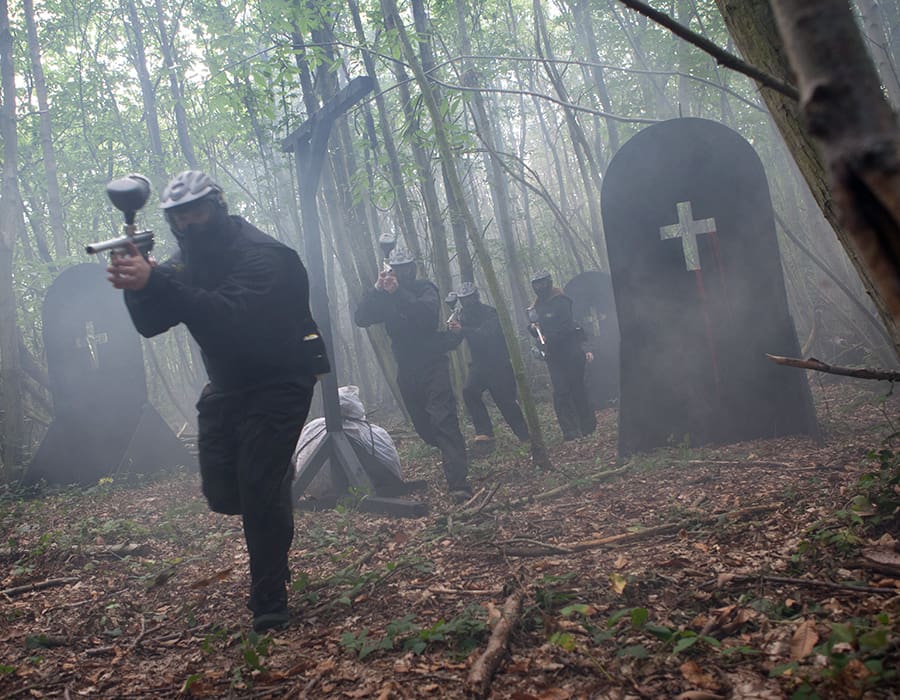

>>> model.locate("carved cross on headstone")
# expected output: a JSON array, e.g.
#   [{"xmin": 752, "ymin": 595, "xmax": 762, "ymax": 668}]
[
  {"xmin": 75, "ymin": 321, "xmax": 108, "ymax": 369},
  {"xmin": 659, "ymin": 201, "xmax": 717, "ymax": 271}
]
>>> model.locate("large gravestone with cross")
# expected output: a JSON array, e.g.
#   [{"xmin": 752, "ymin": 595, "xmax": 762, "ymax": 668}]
[
  {"xmin": 563, "ymin": 270, "xmax": 619, "ymax": 409},
  {"xmin": 601, "ymin": 118, "xmax": 818, "ymax": 457},
  {"xmin": 26, "ymin": 263, "xmax": 193, "ymax": 485}
]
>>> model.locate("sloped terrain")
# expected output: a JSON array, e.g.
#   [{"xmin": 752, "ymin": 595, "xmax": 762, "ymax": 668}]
[{"xmin": 1, "ymin": 379, "xmax": 897, "ymax": 699}]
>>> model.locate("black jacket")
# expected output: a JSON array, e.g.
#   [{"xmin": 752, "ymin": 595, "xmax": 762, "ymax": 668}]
[
  {"xmin": 124, "ymin": 216, "xmax": 330, "ymax": 391},
  {"xmin": 354, "ymin": 278, "xmax": 448, "ymax": 369},
  {"xmin": 458, "ymin": 302, "xmax": 512, "ymax": 369},
  {"xmin": 528, "ymin": 289, "xmax": 583, "ymax": 361}
]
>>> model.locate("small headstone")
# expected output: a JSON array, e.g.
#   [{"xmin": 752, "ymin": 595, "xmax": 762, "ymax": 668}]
[
  {"xmin": 26, "ymin": 263, "xmax": 193, "ymax": 484},
  {"xmin": 601, "ymin": 118, "xmax": 818, "ymax": 457}
]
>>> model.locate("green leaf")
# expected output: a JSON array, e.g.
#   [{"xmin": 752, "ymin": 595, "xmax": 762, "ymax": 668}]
[
  {"xmin": 770, "ymin": 661, "xmax": 798, "ymax": 677},
  {"xmin": 549, "ymin": 632, "xmax": 576, "ymax": 651},
  {"xmin": 630, "ymin": 607, "xmax": 649, "ymax": 628},
  {"xmin": 828, "ymin": 623, "xmax": 855, "ymax": 646},
  {"xmin": 644, "ymin": 623, "xmax": 674, "ymax": 641},
  {"xmin": 673, "ymin": 635, "xmax": 698, "ymax": 654},
  {"xmin": 858, "ymin": 627, "xmax": 889, "ymax": 652},
  {"xmin": 618, "ymin": 644, "xmax": 650, "ymax": 658}
]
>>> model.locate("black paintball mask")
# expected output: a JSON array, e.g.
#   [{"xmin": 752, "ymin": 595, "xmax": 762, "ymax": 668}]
[
  {"xmin": 531, "ymin": 276, "xmax": 553, "ymax": 300},
  {"xmin": 457, "ymin": 282, "xmax": 480, "ymax": 309},
  {"xmin": 166, "ymin": 195, "xmax": 228, "ymax": 244},
  {"xmin": 390, "ymin": 261, "xmax": 417, "ymax": 286}
]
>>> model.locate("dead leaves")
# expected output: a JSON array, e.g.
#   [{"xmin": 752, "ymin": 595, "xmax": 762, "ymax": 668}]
[{"xmin": 790, "ymin": 619, "xmax": 820, "ymax": 660}]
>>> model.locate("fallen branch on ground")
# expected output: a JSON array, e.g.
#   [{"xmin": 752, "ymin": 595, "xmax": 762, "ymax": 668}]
[
  {"xmin": 496, "ymin": 504, "xmax": 778, "ymax": 557},
  {"xmin": 509, "ymin": 464, "xmax": 630, "ymax": 508},
  {"xmin": 465, "ymin": 588, "xmax": 524, "ymax": 698},
  {"xmin": 703, "ymin": 572, "xmax": 896, "ymax": 595},
  {"xmin": 766, "ymin": 354, "xmax": 900, "ymax": 381},
  {"xmin": 1, "ymin": 577, "xmax": 80, "ymax": 598}
]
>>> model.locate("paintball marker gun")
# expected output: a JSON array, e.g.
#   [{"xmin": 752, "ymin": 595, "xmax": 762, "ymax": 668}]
[
  {"xmin": 526, "ymin": 307, "xmax": 547, "ymax": 360},
  {"xmin": 378, "ymin": 233, "xmax": 397, "ymax": 273},
  {"xmin": 445, "ymin": 292, "xmax": 460, "ymax": 326},
  {"xmin": 86, "ymin": 174, "xmax": 154, "ymax": 258}
]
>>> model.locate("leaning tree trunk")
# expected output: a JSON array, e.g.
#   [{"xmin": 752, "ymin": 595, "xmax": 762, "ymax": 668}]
[
  {"xmin": 715, "ymin": 0, "xmax": 900, "ymax": 360},
  {"xmin": 382, "ymin": 0, "xmax": 551, "ymax": 470},
  {"xmin": 23, "ymin": 0, "xmax": 66, "ymax": 259},
  {"xmin": 0, "ymin": 0, "xmax": 25, "ymax": 476},
  {"xmin": 768, "ymin": 0, "xmax": 900, "ymax": 354},
  {"xmin": 453, "ymin": 0, "xmax": 530, "ymax": 321},
  {"xmin": 153, "ymin": 0, "xmax": 197, "ymax": 169},
  {"xmin": 123, "ymin": 0, "xmax": 166, "ymax": 185}
]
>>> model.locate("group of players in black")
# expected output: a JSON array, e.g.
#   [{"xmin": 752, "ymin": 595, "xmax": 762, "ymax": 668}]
[{"xmin": 108, "ymin": 170, "xmax": 597, "ymax": 632}]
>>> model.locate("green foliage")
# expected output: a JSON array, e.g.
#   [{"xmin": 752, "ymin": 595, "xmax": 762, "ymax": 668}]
[
  {"xmin": 340, "ymin": 605, "xmax": 488, "ymax": 660},
  {"xmin": 553, "ymin": 604, "xmax": 727, "ymax": 661},
  {"xmin": 770, "ymin": 614, "xmax": 896, "ymax": 698},
  {"xmin": 793, "ymin": 445, "xmax": 900, "ymax": 567}
]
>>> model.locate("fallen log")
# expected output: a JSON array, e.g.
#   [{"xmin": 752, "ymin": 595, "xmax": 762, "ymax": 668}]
[
  {"xmin": 1, "ymin": 577, "xmax": 79, "ymax": 598},
  {"xmin": 465, "ymin": 589, "xmax": 524, "ymax": 699}
]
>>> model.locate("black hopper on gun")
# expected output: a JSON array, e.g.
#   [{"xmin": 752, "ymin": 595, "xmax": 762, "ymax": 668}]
[
  {"xmin": 378, "ymin": 233, "xmax": 397, "ymax": 273},
  {"xmin": 86, "ymin": 174, "xmax": 154, "ymax": 258}
]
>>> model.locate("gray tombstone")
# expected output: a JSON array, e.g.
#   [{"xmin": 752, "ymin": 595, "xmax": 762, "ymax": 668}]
[
  {"xmin": 26, "ymin": 263, "xmax": 193, "ymax": 484},
  {"xmin": 601, "ymin": 118, "xmax": 819, "ymax": 457},
  {"xmin": 563, "ymin": 270, "xmax": 619, "ymax": 409}
]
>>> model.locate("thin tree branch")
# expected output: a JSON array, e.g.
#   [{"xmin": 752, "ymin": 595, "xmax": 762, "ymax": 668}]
[
  {"xmin": 765, "ymin": 354, "xmax": 900, "ymax": 381},
  {"xmin": 425, "ymin": 74, "xmax": 658, "ymax": 124},
  {"xmin": 703, "ymin": 572, "xmax": 895, "ymax": 595},
  {"xmin": 614, "ymin": 0, "xmax": 799, "ymax": 100}
]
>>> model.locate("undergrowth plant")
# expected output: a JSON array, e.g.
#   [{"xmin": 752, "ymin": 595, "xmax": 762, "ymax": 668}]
[{"xmin": 340, "ymin": 605, "xmax": 488, "ymax": 660}]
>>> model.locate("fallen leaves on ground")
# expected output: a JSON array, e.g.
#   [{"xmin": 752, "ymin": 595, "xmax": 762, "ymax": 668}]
[{"xmin": 1, "ymin": 380, "xmax": 898, "ymax": 698}]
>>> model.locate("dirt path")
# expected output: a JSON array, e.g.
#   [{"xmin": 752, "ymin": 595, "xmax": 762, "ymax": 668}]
[{"xmin": 1, "ymin": 380, "xmax": 897, "ymax": 699}]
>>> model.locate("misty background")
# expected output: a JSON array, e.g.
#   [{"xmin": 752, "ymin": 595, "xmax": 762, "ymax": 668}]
[{"xmin": 0, "ymin": 0, "xmax": 897, "ymax": 474}]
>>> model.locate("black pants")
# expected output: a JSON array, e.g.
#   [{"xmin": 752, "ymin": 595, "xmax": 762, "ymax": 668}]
[
  {"xmin": 196, "ymin": 381, "xmax": 314, "ymax": 616},
  {"xmin": 397, "ymin": 356, "xmax": 469, "ymax": 491},
  {"xmin": 547, "ymin": 351, "xmax": 596, "ymax": 440},
  {"xmin": 463, "ymin": 362, "xmax": 530, "ymax": 441}
]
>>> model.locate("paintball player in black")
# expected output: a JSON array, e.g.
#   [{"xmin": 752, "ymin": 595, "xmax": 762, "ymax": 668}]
[
  {"xmin": 106, "ymin": 170, "xmax": 330, "ymax": 633},
  {"xmin": 528, "ymin": 270, "xmax": 596, "ymax": 441},
  {"xmin": 448, "ymin": 282, "xmax": 530, "ymax": 448},
  {"xmin": 354, "ymin": 249, "xmax": 472, "ymax": 501}
]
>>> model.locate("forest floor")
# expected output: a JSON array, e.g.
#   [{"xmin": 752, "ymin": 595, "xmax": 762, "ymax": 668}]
[{"xmin": 1, "ymin": 378, "xmax": 898, "ymax": 700}]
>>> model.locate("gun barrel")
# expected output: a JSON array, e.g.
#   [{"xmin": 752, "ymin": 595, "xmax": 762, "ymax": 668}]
[{"xmin": 85, "ymin": 230, "xmax": 154, "ymax": 255}]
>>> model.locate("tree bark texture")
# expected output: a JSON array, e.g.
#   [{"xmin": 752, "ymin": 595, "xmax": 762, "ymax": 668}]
[
  {"xmin": 769, "ymin": 0, "xmax": 900, "ymax": 353},
  {"xmin": 0, "ymin": 0, "xmax": 24, "ymax": 475},
  {"xmin": 22, "ymin": 0, "xmax": 67, "ymax": 259},
  {"xmin": 382, "ymin": 0, "xmax": 551, "ymax": 470},
  {"xmin": 715, "ymin": 0, "xmax": 900, "ymax": 360}
]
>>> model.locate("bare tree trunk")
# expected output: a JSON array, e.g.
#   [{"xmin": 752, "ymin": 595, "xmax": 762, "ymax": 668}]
[
  {"xmin": 153, "ymin": 0, "xmax": 197, "ymax": 169},
  {"xmin": 570, "ymin": 0, "xmax": 620, "ymax": 154},
  {"xmin": 0, "ymin": 0, "xmax": 25, "ymax": 475},
  {"xmin": 715, "ymin": 0, "xmax": 900, "ymax": 359},
  {"xmin": 769, "ymin": 0, "xmax": 900, "ymax": 352},
  {"xmin": 348, "ymin": 0, "xmax": 423, "ymax": 259},
  {"xmin": 533, "ymin": 0, "xmax": 608, "ymax": 268},
  {"xmin": 124, "ymin": 0, "xmax": 166, "ymax": 185},
  {"xmin": 856, "ymin": 0, "xmax": 900, "ymax": 110},
  {"xmin": 383, "ymin": 0, "xmax": 551, "ymax": 470},
  {"xmin": 22, "ymin": 0, "xmax": 66, "ymax": 259},
  {"xmin": 453, "ymin": 0, "xmax": 529, "ymax": 320}
]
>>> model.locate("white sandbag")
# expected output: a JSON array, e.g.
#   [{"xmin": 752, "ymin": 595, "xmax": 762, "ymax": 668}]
[{"xmin": 292, "ymin": 386, "xmax": 402, "ymax": 498}]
